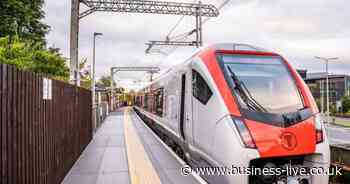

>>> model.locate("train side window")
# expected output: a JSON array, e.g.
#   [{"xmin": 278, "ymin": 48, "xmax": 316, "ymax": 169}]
[
  {"xmin": 192, "ymin": 70, "xmax": 213, "ymax": 105},
  {"xmin": 154, "ymin": 88, "xmax": 164, "ymax": 117},
  {"xmin": 144, "ymin": 93, "xmax": 149, "ymax": 109}
]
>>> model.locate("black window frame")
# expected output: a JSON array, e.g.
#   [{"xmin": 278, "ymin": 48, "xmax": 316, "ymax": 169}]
[
  {"xmin": 144, "ymin": 93, "xmax": 149, "ymax": 109},
  {"xmin": 154, "ymin": 88, "xmax": 164, "ymax": 117},
  {"xmin": 192, "ymin": 69, "xmax": 213, "ymax": 105}
]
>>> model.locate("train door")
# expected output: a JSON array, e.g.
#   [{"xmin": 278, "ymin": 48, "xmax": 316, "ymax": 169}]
[
  {"xmin": 179, "ymin": 74, "xmax": 186, "ymax": 139},
  {"xmin": 179, "ymin": 69, "xmax": 193, "ymax": 144},
  {"xmin": 192, "ymin": 67, "xmax": 215, "ymax": 155}
]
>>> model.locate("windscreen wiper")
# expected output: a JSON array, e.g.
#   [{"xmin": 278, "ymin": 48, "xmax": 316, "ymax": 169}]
[{"xmin": 227, "ymin": 66, "xmax": 267, "ymax": 112}]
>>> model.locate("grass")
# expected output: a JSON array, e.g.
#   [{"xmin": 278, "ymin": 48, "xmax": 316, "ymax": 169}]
[
  {"xmin": 335, "ymin": 121, "xmax": 350, "ymax": 128},
  {"xmin": 334, "ymin": 118, "xmax": 350, "ymax": 128}
]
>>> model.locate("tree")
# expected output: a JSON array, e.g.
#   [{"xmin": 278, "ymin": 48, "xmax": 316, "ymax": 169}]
[
  {"xmin": 79, "ymin": 58, "xmax": 92, "ymax": 89},
  {"xmin": 342, "ymin": 96, "xmax": 350, "ymax": 113},
  {"xmin": 0, "ymin": 1, "xmax": 71, "ymax": 81},
  {"xmin": 0, "ymin": 36, "xmax": 69, "ymax": 80},
  {"xmin": 0, "ymin": 0, "xmax": 49, "ymax": 45},
  {"xmin": 97, "ymin": 75, "xmax": 115, "ymax": 88},
  {"xmin": 96, "ymin": 76, "xmax": 126, "ymax": 93}
]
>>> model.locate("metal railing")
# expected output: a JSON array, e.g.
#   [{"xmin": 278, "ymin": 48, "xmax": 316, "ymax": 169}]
[{"xmin": 94, "ymin": 101, "xmax": 109, "ymax": 131}]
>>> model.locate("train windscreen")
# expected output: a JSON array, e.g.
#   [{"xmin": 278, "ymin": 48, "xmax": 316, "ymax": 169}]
[{"xmin": 218, "ymin": 54, "xmax": 304, "ymax": 114}]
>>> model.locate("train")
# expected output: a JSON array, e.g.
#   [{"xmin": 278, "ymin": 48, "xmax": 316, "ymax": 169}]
[{"xmin": 133, "ymin": 43, "xmax": 330, "ymax": 184}]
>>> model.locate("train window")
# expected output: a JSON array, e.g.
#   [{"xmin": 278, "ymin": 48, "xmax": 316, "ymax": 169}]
[
  {"xmin": 192, "ymin": 70, "xmax": 213, "ymax": 105},
  {"xmin": 154, "ymin": 88, "xmax": 164, "ymax": 117},
  {"xmin": 218, "ymin": 54, "xmax": 304, "ymax": 114},
  {"xmin": 137, "ymin": 96, "xmax": 143, "ymax": 107},
  {"xmin": 144, "ymin": 93, "xmax": 149, "ymax": 109}
]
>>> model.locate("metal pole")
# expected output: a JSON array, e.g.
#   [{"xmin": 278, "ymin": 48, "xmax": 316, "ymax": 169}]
[
  {"xmin": 92, "ymin": 34, "xmax": 96, "ymax": 108},
  {"xmin": 92, "ymin": 32, "xmax": 102, "ymax": 132},
  {"xmin": 199, "ymin": 1, "xmax": 203, "ymax": 47},
  {"xmin": 150, "ymin": 72, "xmax": 154, "ymax": 82},
  {"xmin": 92, "ymin": 34, "xmax": 96, "ymax": 132},
  {"xmin": 92, "ymin": 33, "xmax": 102, "ymax": 109},
  {"xmin": 348, "ymin": 76, "xmax": 350, "ymax": 96},
  {"xmin": 320, "ymin": 80, "xmax": 324, "ymax": 115},
  {"xmin": 326, "ymin": 59, "xmax": 330, "ymax": 124},
  {"xmin": 195, "ymin": 1, "xmax": 203, "ymax": 48},
  {"xmin": 195, "ymin": 11, "xmax": 199, "ymax": 48},
  {"xmin": 315, "ymin": 56, "xmax": 339, "ymax": 123},
  {"xmin": 110, "ymin": 68, "xmax": 114, "ymax": 111},
  {"xmin": 70, "ymin": 0, "xmax": 80, "ymax": 86}
]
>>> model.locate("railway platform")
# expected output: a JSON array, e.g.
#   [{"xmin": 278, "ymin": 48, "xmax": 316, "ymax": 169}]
[{"xmin": 61, "ymin": 107, "xmax": 203, "ymax": 184}]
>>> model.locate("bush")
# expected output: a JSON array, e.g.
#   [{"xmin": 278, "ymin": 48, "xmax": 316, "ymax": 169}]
[
  {"xmin": 330, "ymin": 105, "xmax": 338, "ymax": 115},
  {"xmin": 342, "ymin": 96, "xmax": 350, "ymax": 113},
  {"xmin": 0, "ymin": 36, "xmax": 69, "ymax": 81}
]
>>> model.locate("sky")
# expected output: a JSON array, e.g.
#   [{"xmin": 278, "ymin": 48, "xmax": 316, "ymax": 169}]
[{"xmin": 43, "ymin": 0, "xmax": 350, "ymax": 88}]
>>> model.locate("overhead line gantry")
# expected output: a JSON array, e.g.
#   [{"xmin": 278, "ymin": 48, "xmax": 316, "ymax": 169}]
[
  {"xmin": 79, "ymin": 0, "xmax": 219, "ymax": 19},
  {"xmin": 70, "ymin": 0, "xmax": 219, "ymax": 86}
]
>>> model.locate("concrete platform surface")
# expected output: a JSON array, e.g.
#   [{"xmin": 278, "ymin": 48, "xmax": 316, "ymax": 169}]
[{"xmin": 62, "ymin": 107, "xmax": 202, "ymax": 184}]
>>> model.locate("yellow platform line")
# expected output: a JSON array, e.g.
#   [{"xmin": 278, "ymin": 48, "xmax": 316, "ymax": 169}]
[{"xmin": 124, "ymin": 107, "xmax": 162, "ymax": 184}]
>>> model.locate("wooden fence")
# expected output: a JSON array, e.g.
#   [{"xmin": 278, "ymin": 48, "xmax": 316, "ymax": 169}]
[{"xmin": 0, "ymin": 64, "xmax": 92, "ymax": 184}]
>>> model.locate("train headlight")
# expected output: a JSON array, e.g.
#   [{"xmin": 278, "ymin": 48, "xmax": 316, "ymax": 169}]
[
  {"xmin": 315, "ymin": 114, "xmax": 324, "ymax": 144},
  {"xmin": 233, "ymin": 118, "xmax": 256, "ymax": 149}
]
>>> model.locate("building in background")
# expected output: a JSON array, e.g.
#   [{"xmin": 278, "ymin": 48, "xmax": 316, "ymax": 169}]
[{"xmin": 298, "ymin": 70, "xmax": 350, "ymax": 112}]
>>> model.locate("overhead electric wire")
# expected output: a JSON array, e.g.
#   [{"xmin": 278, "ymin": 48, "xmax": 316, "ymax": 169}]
[
  {"xmin": 151, "ymin": 0, "xmax": 197, "ymax": 54},
  {"xmin": 166, "ymin": 15, "xmax": 186, "ymax": 39},
  {"xmin": 170, "ymin": 0, "xmax": 231, "ymax": 40},
  {"xmin": 165, "ymin": 0, "xmax": 197, "ymax": 39},
  {"xmin": 155, "ymin": 0, "xmax": 232, "ymax": 56},
  {"xmin": 168, "ymin": 29, "xmax": 195, "ymax": 41},
  {"xmin": 165, "ymin": 0, "xmax": 232, "ymax": 53},
  {"xmin": 202, "ymin": 0, "xmax": 231, "ymax": 24}
]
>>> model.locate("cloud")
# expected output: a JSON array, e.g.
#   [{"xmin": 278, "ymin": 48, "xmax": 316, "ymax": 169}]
[{"xmin": 43, "ymin": 0, "xmax": 350, "ymax": 88}]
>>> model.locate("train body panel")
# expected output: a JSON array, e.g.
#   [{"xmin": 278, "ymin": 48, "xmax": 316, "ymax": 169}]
[
  {"xmin": 134, "ymin": 43, "xmax": 330, "ymax": 184},
  {"xmin": 191, "ymin": 57, "xmax": 231, "ymax": 161}
]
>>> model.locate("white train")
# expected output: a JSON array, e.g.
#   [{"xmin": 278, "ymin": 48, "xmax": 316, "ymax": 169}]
[{"xmin": 133, "ymin": 43, "xmax": 330, "ymax": 184}]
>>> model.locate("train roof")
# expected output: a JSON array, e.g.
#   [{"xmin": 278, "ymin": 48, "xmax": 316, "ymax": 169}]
[{"xmin": 210, "ymin": 43, "xmax": 268, "ymax": 52}]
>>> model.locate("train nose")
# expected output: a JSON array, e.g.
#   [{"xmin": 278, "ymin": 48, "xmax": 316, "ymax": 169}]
[{"xmin": 244, "ymin": 118, "xmax": 316, "ymax": 157}]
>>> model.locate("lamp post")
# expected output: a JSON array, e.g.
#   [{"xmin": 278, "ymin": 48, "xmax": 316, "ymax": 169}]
[
  {"xmin": 315, "ymin": 56, "xmax": 339, "ymax": 123},
  {"xmin": 320, "ymin": 80, "xmax": 324, "ymax": 114},
  {"xmin": 92, "ymin": 32, "xmax": 103, "ymax": 132}
]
